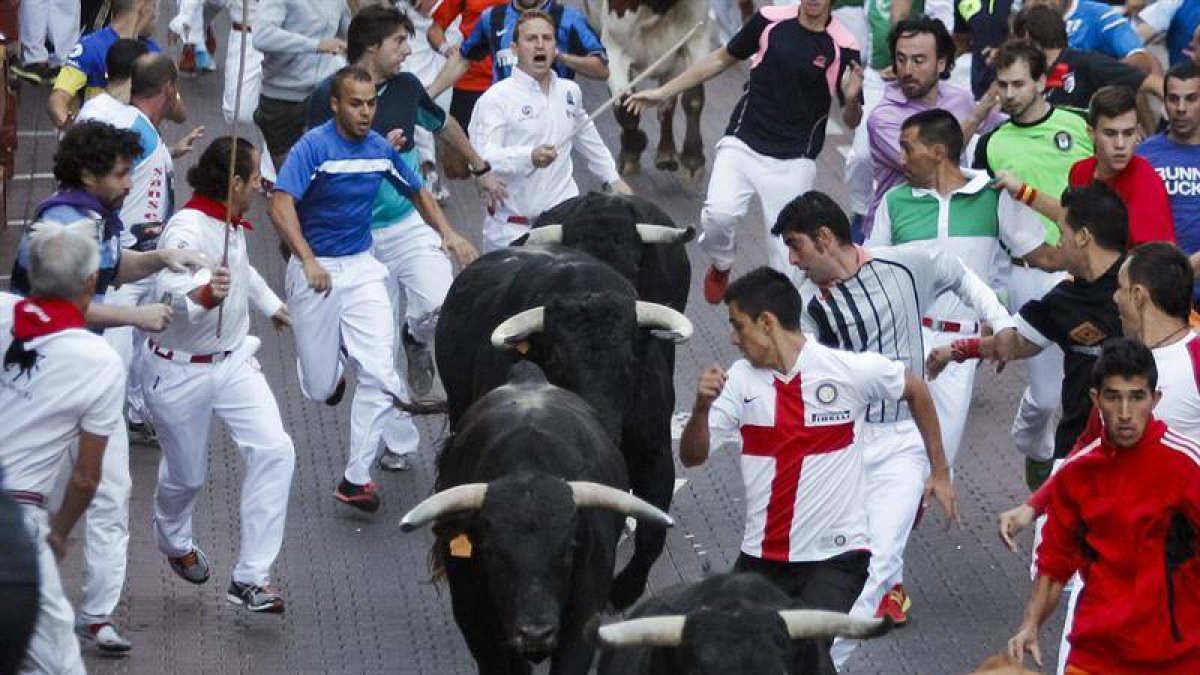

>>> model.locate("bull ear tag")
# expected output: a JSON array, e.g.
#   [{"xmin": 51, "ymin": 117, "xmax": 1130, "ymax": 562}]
[{"xmin": 449, "ymin": 533, "xmax": 474, "ymax": 558}]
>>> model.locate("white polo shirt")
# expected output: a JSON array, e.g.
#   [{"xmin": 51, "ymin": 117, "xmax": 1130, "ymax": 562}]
[
  {"xmin": 0, "ymin": 293, "xmax": 125, "ymax": 497},
  {"xmin": 708, "ymin": 338, "xmax": 907, "ymax": 563},
  {"xmin": 1151, "ymin": 333, "xmax": 1200, "ymax": 440}
]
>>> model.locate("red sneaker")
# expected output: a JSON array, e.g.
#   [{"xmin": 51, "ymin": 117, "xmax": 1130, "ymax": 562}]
[
  {"xmin": 178, "ymin": 45, "xmax": 197, "ymax": 74},
  {"xmin": 205, "ymin": 25, "xmax": 217, "ymax": 55},
  {"xmin": 875, "ymin": 584, "xmax": 911, "ymax": 626},
  {"xmin": 703, "ymin": 265, "xmax": 731, "ymax": 305},
  {"xmin": 334, "ymin": 479, "xmax": 381, "ymax": 513}
]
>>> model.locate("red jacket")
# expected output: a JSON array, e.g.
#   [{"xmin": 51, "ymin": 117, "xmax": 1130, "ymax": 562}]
[
  {"xmin": 1068, "ymin": 155, "xmax": 1176, "ymax": 247},
  {"xmin": 1037, "ymin": 419, "xmax": 1200, "ymax": 674}
]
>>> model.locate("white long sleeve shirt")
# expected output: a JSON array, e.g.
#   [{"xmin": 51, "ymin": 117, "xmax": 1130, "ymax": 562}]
[
  {"xmin": 468, "ymin": 67, "xmax": 620, "ymax": 223},
  {"xmin": 151, "ymin": 197, "xmax": 284, "ymax": 354}
]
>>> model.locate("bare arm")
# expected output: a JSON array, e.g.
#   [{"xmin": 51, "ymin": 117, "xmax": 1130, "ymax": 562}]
[
  {"xmin": 1124, "ymin": 50, "xmax": 1162, "ymax": 77},
  {"xmin": 926, "ymin": 328, "xmax": 1043, "ymax": 380},
  {"xmin": 1008, "ymin": 575, "xmax": 1066, "ymax": 668},
  {"xmin": 48, "ymin": 88, "xmax": 74, "ymax": 130},
  {"xmin": 680, "ymin": 365, "xmax": 728, "ymax": 468},
  {"xmin": 557, "ymin": 53, "xmax": 609, "ymax": 80},
  {"xmin": 901, "ymin": 372, "xmax": 959, "ymax": 526},
  {"xmin": 115, "ymin": 248, "xmax": 209, "ymax": 285},
  {"xmin": 427, "ymin": 53, "xmax": 470, "ymax": 100},
  {"xmin": 46, "ymin": 431, "xmax": 106, "ymax": 559},
  {"xmin": 624, "ymin": 47, "xmax": 739, "ymax": 113}
]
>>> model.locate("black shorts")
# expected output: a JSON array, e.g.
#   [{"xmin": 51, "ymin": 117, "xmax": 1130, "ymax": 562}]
[
  {"xmin": 449, "ymin": 88, "xmax": 485, "ymax": 132},
  {"xmin": 254, "ymin": 96, "xmax": 309, "ymax": 162}
]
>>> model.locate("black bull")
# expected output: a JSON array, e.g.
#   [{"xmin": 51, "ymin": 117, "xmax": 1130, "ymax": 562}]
[
  {"xmin": 401, "ymin": 363, "xmax": 673, "ymax": 674},
  {"xmin": 436, "ymin": 196, "xmax": 692, "ymax": 610}
]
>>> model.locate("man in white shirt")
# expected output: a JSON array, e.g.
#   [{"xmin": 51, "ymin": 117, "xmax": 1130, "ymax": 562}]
[
  {"xmin": 468, "ymin": 10, "xmax": 631, "ymax": 252},
  {"xmin": 0, "ymin": 221, "xmax": 126, "ymax": 675},
  {"xmin": 141, "ymin": 137, "xmax": 295, "ymax": 613},
  {"xmin": 678, "ymin": 267, "xmax": 957, "ymax": 674}
]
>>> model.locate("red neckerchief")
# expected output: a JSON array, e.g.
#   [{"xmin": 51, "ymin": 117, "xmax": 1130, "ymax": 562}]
[
  {"xmin": 183, "ymin": 193, "xmax": 253, "ymax": 230},
  {"xmin": 12, "ymin": 297, "xmax": 86, "ymax": 340}
]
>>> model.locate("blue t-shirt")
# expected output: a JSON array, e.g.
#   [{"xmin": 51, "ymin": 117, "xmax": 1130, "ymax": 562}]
[
  {"xmin": 461, "ymin": 1, "xmax": 606, "ymax": 82},
  {"xmin": 65, "ymin": 27, "xmax": 162, "ymax": 92},
  {"xmin": 1164, "ymin": 0, "xmax": 1200, "ymax": 65},
  {"xmin": 11, "ymin": 204, "xmax": 122, "ymax": 305},
  {"xmin": 1139, "ymin": 133, "xmax": 1200, "ymax": 299},
  {"xmin": 276, "ymin": 120, "xmax": 424, "ymax": 257},
  {"xmin": 1064, "ymin": 0, "xmax": 1143, "ymax": 59}
]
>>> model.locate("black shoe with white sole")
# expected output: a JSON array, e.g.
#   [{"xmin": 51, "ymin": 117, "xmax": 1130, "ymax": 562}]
[
  {"xmin": 402, "ymin": 326, "xmax": 435, "ymax": 396},
  {"xmin": 226, "ymin": 580, "xmax": 285, "ymax": 613}
]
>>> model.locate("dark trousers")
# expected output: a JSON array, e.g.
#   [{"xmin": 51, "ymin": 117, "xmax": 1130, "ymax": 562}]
[
  {"xmin": 734, "ymin": 550, "xmax": 870, "ymax": 675},
  {"xmin": 253, "ymin": 95, "xmax": 308, "ymax": 169}
]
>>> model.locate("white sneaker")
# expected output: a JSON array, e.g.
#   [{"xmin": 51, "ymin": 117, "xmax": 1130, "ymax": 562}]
[{"xmin": 75, "ymin": 618, "xmax": 132, "ymax": 653}]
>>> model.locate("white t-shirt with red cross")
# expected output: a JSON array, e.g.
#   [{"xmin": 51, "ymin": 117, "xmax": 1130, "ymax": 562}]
[{"xmin": 709, "ymin": 338, "xmax": 907, "ymax": 563}]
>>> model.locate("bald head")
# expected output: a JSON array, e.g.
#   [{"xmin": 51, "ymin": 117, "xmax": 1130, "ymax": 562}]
[{"xmin": 130, "ymin": 53, "xmax": 177, "ymax": 101}]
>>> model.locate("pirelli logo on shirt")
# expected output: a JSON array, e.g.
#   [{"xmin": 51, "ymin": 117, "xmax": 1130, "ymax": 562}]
[{"xmin": 810, "ymin": 410, "xmax": 853, "ymax": 424}]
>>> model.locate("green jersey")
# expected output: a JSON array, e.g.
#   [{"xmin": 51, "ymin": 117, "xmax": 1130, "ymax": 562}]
[
  {"xmin": 867, "ymin": 0, "xmax": 925, "ymax": 69},
  {"xmin": 973, "ymin": 106, "xmax": 1093, "ymax": 244}
]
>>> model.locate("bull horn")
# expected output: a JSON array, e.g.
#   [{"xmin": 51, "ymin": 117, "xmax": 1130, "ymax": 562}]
[
  {"xmin": 635, "ymin": 223, "xmax": 693, "ymax": 245},
  {"xmin": 523, "ymin": 225, "xmax": 564, "ymax": 245},
  {"xmin": 568, "ymin": 482, "xmax": 674, "ymax": 527},
  {"xmin": 490, "ymin": 306, "xmax": 546, "ymax": 348},
  {"xmin": 399, "ymin": 483, "xmax": 489, "ymax": 532},
  {"xmin": 636, "ymin": 301, "xmax": 693, "ymax": 343},
  {"xmin": 597, "ymin": 616, "xmax": 687, "ymax": 648},
  {"xmin": 777, "ymin": 610, "xmax": 891, "ymax": 640}
]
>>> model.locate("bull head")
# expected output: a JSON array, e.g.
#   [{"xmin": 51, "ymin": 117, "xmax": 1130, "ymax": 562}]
[
  {"xmin": 489, "ymin": 301, "xmax": 693, "ymax": 348},
  {"xmin": 523, "ymin": 223, "xmax": 695, "ymax": 247}
]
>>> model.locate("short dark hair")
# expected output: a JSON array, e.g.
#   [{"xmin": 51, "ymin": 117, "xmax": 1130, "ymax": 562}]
[
  {"xmin": 105, "ymin": 38, "xmax": 150, "ymax": 83},
  {"xmin": 130, "ymin": 53, "xmax": 178, "ymax": 100},
  {"xmin": 1126, "ymin": 242, "xmax": 1194, "ymax": 323},
  {"xmin": 1059, "ymin": 182, "xmax": 1129, "ymax": 252},
  {"xmin": 770, "ymin": 191, "xmax": 853, "ymax": 245},
  {"xmin": 1088, "ymin": 85, "xmax": 1137, "ymax": 126},
  {"xmin": 514, "ymin": 10, "xmax": 556, "ymax": 42},
  {"xmin": 901, "ymin": 108, "xmax": 964, "ymax": 162},
  {"xmin": 53, "ymin": 121, "xmax": 143, "ymax": 189},
  {"xmin": 995, "ymin": 38, "xmax": 1048, "ymax": 81},
  {"xmin": 1164, "ymin": 61, "xmax": 1200, "ymax": 98},
  {"xmin": 186, "ymin": 136, "xmax": 257, "ymax": 202},
  {"xmin": 1012, "ymin": 5, "xmax": 1068, "ymax": 50},
  {"xmin": 724, "ymin": 267, "xmax": 802, "ymax": 331},
  {"xmin": 1091, "ymin": 337, "xmax": 1157, "ymax": 391},
  {"xmin": 331, "ymin": 65, "xmax": 374, "ymax": 99},
  {"xmin": 889, "ymin": 14, "xmax": 956, "ymax": 78},
  {"xmin": 346, "ymin": 5, "xmax": 415, "ymax": 64}
]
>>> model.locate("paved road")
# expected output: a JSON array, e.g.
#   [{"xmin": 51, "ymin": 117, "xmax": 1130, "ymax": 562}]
[{"xmin": 3, "ymin": 15, "xmax": 1067, "ymax": 675}]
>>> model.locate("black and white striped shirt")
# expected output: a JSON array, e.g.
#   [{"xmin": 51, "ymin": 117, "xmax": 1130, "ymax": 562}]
[{"xmin": 800, "ymin": 244, "xmax": 1014, "ymax": 423}]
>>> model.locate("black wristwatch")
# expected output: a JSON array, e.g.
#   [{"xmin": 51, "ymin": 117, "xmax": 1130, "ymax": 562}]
[{"xmin": 469, "ymin": 161, "xmax": 492, "ymax": 177}]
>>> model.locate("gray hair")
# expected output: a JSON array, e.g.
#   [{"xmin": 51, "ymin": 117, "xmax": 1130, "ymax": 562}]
[{"xmin": 27, "ymin": 218, "xmax": 101, "ymax": 299}]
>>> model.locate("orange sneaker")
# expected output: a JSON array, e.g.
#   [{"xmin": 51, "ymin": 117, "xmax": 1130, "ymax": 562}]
[
  {"xmin": 178, "ymin": 45, "xmax": 197, "ymax": 75},
  {"xmin": 703, "ymin": 265, "xmax": 731, "ymax": 304},
  {"xmin": 876, "ymin": 584, "xmax": 911, "ymax": 626}
]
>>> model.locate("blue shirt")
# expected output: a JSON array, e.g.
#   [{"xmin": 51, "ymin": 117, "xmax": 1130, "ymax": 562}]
[
  {"xmin": 1063, "ymin": 0, "xmax": 1144, "ymax": 59},
  {"xmin": 1139, "ymin": 133, "xmax": 1200, "ymax": 299},
  {"xmin": 276, "ymin": 120, "xmax": 424, "ymax": 257},
  {"xmin": 461, "ymin": 1, "xmax": 606, "ymax": 82},
  {"xmin": 64, "ymin": 27, "xmax": 162, "ymax": 94},
  {"xmin": 11, "ymin": 205, "xmax": 122, "ymax": 306},
  {"xmin": 1166, "ymin": 0, "xmax": 1200, "ymax": 65}
]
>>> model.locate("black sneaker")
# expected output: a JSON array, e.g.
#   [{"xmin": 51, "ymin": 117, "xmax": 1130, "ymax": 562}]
[
  {"xmin": 334, "ymin": 478, "xmax": 380, "ymax": 513},
  {"xmin": 378, "ymin": 451, "xmax": 411, "ymax": 472},
  {"xmin": 11, "ymin": 62, "xmax": 46, "ymax": 85},
  {"xmin": 402, "ymin": 326, "xmax": 435, "ymax": 396},
  {"xmin": 226, "ymin": 580, "xmax": 285, "ymax": 614},
  {"xmin": 324, "ymin": 376, "xmax": 347, "ymax": 406}
]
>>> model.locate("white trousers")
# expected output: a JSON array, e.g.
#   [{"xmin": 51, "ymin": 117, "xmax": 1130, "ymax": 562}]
[
  {"xmin": 18, "ymin": 506, "xmax": 86, "ymax": 675},
  {"xmin": 699, "ymin": 136, "xmax": 815, "ymax": 274},
  {"xmin": 18, "ymin": 0, "xmax": 79, "ymax": 66},
  {"xmin": 140, "ymin": 336, "xmax": 295, "ymax": 586},
  {"xmin": 286, "ymin": 252, "xmax": 418, "ymax": 484},
  {"xmin": 104, "ymin": 278, "xmax": 153, "ymax": 423},
  {"xmin": 831, "ymin": 419, "xmax": 929, "ymax": 669},
  {"xmin": 74, "ymin": 419, "xmax": 130, "ymax": 622},
  {"xmin": 1007, "ymin": 266, "xmax": 1067, "ymax": 462},
  {"xmin": 482, "ymin": 215, "xmax": 533, "ymax": 254},
  {"xmin": 845, "ymin": 68, "xmax": 886, "ymax": 219},
  {"xmin": 370, "ymin": 216, "xmax": 453, "ymax": 346},
  {"xmin": 924, "ymin": 327, "xmax": 978, "ymax": 468},
  {"xmin": 223, "ymin": 28, "xmax": 263, "ymax": 126}
]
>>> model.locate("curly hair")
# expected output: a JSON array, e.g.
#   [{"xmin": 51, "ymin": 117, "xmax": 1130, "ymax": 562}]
[
  {"xmin": 186, "ymin": 136, "xmax": 256, "ymax": 201},
  {"xmin": 53, "ymin": 120, "xmax": 143, "ymax": 189}
]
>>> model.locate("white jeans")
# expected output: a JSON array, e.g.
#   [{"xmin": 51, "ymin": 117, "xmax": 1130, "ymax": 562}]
[
  {"xmin": 223, "ymin": 28, "xmax": 263, "ymax": 126},
  {"xmin": 18, "ymin": 0, "xmax": 78, "ymax": 65},
  {"xmin": 286, "ymin": 252, "xmax": 419, "ymax": 485},
  {"xmin": 1007, "ymin": 266, "xmax": 1067, "ymax": 462},
  {"xmin": 831, "ymin": 419, "xmax": 928, "ymax": 669},
  {"xmin": 18, "ymin": 505, "xmax": 86, "ymax": 675},
  {"xmin": 103, "ymin": 278, "xmax": 153, "ymax": 423},
  {"xmin": 699, "ymin": 136, "xmax": 815, "ymax": 273},
  {"xmin": 73, "ymin": 419, "xmax": 130, "ymax": 622},
  {"xmin": 924, "ymin": 327, "xmax": 978, "ymax": 468},
  {"xmin": 141, "ymin": 336, "xmax": 295, "ymax": 586},
  {"xmin": 370, "ymin": 216, "xmax": 453, "ymax": 346},
  {"xmin": 845, "ymin": 67, "xmax": 887, "ymax": 220}
]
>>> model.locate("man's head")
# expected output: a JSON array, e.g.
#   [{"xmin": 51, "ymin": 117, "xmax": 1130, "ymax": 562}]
[
  {"xmin": 771, "ymin": 191, "xmax": 854, "ymax": 285},
  {"xmin": 889, "ymin": 15, "xmax": 955, "ymax": 101},
  {"xmin": 723, "ymin": 267, "xmax": 803, "ymax": 368},
  {"xmin": 187, "ymin": 136, "xmax": 260, "ymax": 217},
  {"xmin": 994, "ymin": 40, "xmax": 1048, "ymax": 121},
  {"xmin": 53, "ymin": 121, "xmax": 142, "ymax": 208},
  {"xmin": 105, "ymin": 38, "xmax": 150, "ymax": 86},
  {"xmin": 347, "ymin": 5, "xmax": 415, "ymax": 76},
  {"xmin": 1164, "ymin": 62, "xmax": 1200, "ymax": 141},
  {"xmin": 27, "ymin": 220, "xmax": 101, "ymax": 307},
  {"xmin": 900, "ymin": 108, "xmax": 963, "ymax": 187},
  {"xmin": 1057, "ymin": 182, "xmax": 1129, "ymax": 275},
  {"xmin": 1012, "ymin": 5, "xmax": 1068, "ymax": 50},
  {"xmin": 130, "ymin": 53, "xmax": 186, "ymax": 124},
  {"xmin": 1090, "ymin": 338, "xmax": 1160, "ymax": 448},
  {"xmin": 330, "ymin": 66, "xmax": 378, "ymax": 140},
  {"xmin": 799, "ymin": 0, "xmax": 833, "ymax": 23},
  {"xmin": 1022, "ymin": 0, "xmax": 1068, "ymax": 15},
  {"xmin": 1115, "ymin": 242, "xmax": 1194, "ymax": 337},
  {"xmin": 1088, "ymin": 86, "xmax": 1138, "ymax": 174},
  {"xmin": 514, "ymin": 12, "xmax": 557, "ymax": 80}
]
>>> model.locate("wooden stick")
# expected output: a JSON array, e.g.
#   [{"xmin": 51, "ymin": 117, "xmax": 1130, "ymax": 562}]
[{"xmin": 216, "ymin": 0, "xmax": 252, "ymax": 339}]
